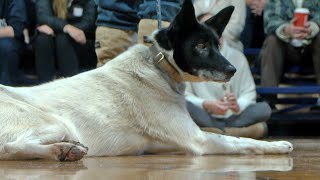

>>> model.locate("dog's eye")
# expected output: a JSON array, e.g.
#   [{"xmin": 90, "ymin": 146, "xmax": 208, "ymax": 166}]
[{"xmin": 196, "ymin": 43, "xmax": 206, "ymax": 49}]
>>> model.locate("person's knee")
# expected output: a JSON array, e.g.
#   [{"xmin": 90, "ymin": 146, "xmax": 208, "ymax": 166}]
[
  {"xmin": 255, "ymin": 102, "xmax": 272, "ymax": 121},
  {"xmin": 36, "ymin": 33, "xmax": 53, "ymax": 42},
  {"xmin": 35, "ymin": 33, "xmax": 54, "ymax": 48},
  {"xmin": 0, "ymin": 38, "xmax": 19, "ymax": 55},
  {"xmin": 263, "ymin": 35, "xmax": 280, "ymax": 47},
  {"xmin": 55, "ymin": 33, "xmax": 72, "ymax": 44},
  {"xmin": 312, "ymin": 33, "xmax": 320, "ymax": 48}
]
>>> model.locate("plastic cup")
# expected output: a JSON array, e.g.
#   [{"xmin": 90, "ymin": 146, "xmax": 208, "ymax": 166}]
[{"xmin": 294, "ymin": 8, "xmax": 309, "ymax": 27}]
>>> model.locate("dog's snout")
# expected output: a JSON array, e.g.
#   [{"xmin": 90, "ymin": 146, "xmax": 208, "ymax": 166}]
[{"xmin": 226, "ymin": 65, "xmax": 236, "ymax": 77}]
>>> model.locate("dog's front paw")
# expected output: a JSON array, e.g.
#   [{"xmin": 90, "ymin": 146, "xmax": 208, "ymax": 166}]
[
  {"xmin": 239, "ymin": 140, "xmax": 293, "ymax": 155},
  {"xmin": 53, "ymin": 142, "xmax": 88, "ymax": 161}
]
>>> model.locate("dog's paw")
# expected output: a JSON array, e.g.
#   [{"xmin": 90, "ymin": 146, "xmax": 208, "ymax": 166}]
[
  {"xmin": 54, "ymin": 142, "xmax": 88, "ymax": 161},
  {"xmin": 240, "ymin": 140, "xmax": 293, "ymax": 155},
  {"xmin": 270, "ymin": 141, "xmax": 293, "ymax": 154}
]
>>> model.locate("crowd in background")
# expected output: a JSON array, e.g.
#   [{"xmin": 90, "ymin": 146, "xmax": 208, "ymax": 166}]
[{"xmin": 0, "ymin": 0, "xmax": 266, "ymax": 86}]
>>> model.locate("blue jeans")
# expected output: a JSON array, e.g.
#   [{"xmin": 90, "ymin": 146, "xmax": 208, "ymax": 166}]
[
  {"xmin": 96, "ymin": 0, "xmax": 183, "ymax": 31},
  {"xmin": 0, "ymin": 38, "xmax": 22, "ymax": 86}
]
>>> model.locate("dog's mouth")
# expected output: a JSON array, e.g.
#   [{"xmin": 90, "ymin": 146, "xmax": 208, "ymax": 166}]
[{"xmin": 191, "ymin": 69, "xmax": 234, "ymax": 82}]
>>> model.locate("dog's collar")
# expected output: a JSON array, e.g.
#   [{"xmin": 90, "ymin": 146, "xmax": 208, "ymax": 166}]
[
  {"xmin": 150, "ymin": 45, "xmax": 210, "ymax": 83},
  {"xmin": 150, "ymin": 45, "xmax": 184, "ymax": 83}
]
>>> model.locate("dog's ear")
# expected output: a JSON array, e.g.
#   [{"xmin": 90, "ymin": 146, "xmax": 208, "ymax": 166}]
[
  {"xmin": 204, "ymin": 6, "xmax": 234, "ymax": 37},
  {"xmin": 154, "ymin": 0, "xmax": 197, "ymax": 50},
  {"xmin": 171, "ymin": 0, "xmax": 197, "ymax": 30},
  {"xmin": 154, "ymin": 29, "xmax": 172, "ymax": 50}
]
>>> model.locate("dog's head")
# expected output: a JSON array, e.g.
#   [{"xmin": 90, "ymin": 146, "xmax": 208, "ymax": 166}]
[{"xmin": 153, "ymin": 0, "xmax": 236, "ymax": 82}]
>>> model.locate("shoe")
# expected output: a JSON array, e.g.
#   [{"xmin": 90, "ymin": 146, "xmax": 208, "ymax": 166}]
[{"xmin": 201, "ymin": 122, "xmax": 268, "ymax": 139}]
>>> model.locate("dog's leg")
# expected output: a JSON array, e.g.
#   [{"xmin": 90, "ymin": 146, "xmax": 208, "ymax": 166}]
[
  {"xmin": 1, "ymin": 126, "xmax": 88, "ymax": 161},
  {"xmin": 144, "ymin": 141, "xmax": 179, "ymax": 154},
  {"xmin": 201, "ymin": 131, "xmax": 293, "ymax": 155},
  {"xmin": 145, "ymin": 117, "xmax": 292, "ymax": 155},
  {"xmin": 3, "ymin": 141, "xmax": 88, "ymax": 161}
]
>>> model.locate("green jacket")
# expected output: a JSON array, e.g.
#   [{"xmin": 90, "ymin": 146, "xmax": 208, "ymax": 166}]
[{"xmin": 264, "ymin": 0, "xmax": 320, "ymax": 45}]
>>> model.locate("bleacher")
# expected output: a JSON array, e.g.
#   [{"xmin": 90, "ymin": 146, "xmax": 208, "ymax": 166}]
[{"xmin": 244, "ymin": 47, "xmax": 320, "ymax": 136}]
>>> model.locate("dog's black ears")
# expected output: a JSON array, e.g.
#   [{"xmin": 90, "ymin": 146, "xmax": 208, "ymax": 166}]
[
  {"xmin": 172, "ymin": 0, "xmax": 197, "ymax": 30},
  {"xmin": 204, "ymin": 6, "xmax": 234, "ymax": 37},
  {"xmin": 154, "ymin": 0, "xmax": 197, "ymax": 50}
]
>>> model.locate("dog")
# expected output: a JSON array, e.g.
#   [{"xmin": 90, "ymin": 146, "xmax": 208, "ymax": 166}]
[{"xmin": 0, "ymin": 0, "xmax": 292, "ymax": 161}]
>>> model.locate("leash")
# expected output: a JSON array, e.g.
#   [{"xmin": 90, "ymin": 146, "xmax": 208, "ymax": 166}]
[
  {"xmin": 143, "ymin": 0, "xmax": 162, "ymax": 43},
  {"xmin": 156, "ymin": 0, "xmax": 162, "ymax": 29}
]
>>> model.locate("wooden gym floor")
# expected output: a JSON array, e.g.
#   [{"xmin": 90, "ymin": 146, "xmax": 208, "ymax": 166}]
[{"xmin": 0, "ymin": 138, "xmax": 319, "ymax": 180}]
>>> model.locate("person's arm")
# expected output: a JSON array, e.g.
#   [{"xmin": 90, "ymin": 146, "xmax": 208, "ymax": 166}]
[
  {"xmin": 2, "ymin": 0, "xmax": 26, "ymax": 38},
  {"xmin": 273, "ymin": 1, "xmax": 320, "ymax": 42},
  {"xmin": 263, "ymin": 0, "xmax": 287, "ymax": 35},
  {"xmin": 222, "ymin": 0, "xmax": 246, "ymax": 44},
  {"xmin": 36, "ymin": 0, "xmax": 67, "ymax": 32},
  {"xmin": 185, "ymin": 83, "xmax": 228, "ymax": 116},
  {"xmin": 306, "ymin": 0, "xmax": 320, "ymax": 38},
  {"xmin": 234, "ymin": 53, "xmax": 256, "ymax": 114},
  {"xmin": 185, "ymin": 83, "xmax": 206, "ymax": 109},
  {"xmin": 309, "ymin": 0, "xmax": 320, "ymax": 26},
  {"xmin": 72, "ymin": 0, "xmax": 97, "ymax": 32}
]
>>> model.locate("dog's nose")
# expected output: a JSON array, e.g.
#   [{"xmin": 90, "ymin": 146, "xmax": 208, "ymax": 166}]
[{"xmin": 226, "ymin": 65, "xmax": 236, "ymax": 77}]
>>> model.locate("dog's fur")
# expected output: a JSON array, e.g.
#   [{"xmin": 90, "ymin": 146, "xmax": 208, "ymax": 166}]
[{"xmin": 0, "ymin": 0, "xmax": 292, "ymax": 161}]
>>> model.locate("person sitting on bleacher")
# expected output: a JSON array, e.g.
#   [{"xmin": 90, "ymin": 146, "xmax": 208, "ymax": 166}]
[
  {"xmin": 0, "ymin": 0, "xmax": 26, "ymax": 86},
  {"xmin": 185, "ymin": 1, "xmax": 271, "ymax": 139},
  {"xmin": 261, "ymin": 0, "xmax": 320, "ymax": 91},
  {"xmin": 34, "ymin": 0, "xmax": 97, "ymax": 83}
]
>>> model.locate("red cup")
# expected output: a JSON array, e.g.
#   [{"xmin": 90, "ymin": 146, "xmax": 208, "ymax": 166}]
[{"xmin": 294, "ymin": 8, "xmax": 309, "ymax": 27}]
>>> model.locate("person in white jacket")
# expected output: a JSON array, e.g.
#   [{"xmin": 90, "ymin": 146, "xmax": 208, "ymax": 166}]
[{"xmin": 186, "ymin": 0, "xmax": 271, "ymax": 138}]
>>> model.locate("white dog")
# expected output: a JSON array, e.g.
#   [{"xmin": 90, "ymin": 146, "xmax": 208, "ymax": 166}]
[{"xmin": 0, "ymin": 1, "xmax": 292, "ymax": 161}]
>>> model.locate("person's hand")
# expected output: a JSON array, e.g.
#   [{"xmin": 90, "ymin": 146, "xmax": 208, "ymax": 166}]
[
  {"xmin": 0, "ymin": 26, "xmax": 14, "ymax": 38},
  {"xmin": 284, "ymin": 19, "xmax": 311, "ymax": 39},
  {"xmin": 224, "ymin": 92, "xmax": 240, "ymax": 113},
  {"xmin": 203, "ymin": 100, "xmax": 229, "ymax": 115},
  {"xmin": 250, "ymin": 0, "xmax": 266, "ymax": 16},
  {"xmin": 63, "ymin": 24, "xmax": 86, "ymax": 44},
  {"xmin": 37, "ymin": 25, "xmax": 54, "ymax": 36}
]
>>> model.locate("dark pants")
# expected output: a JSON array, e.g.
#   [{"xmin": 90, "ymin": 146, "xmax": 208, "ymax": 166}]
[
  {"xmin": 0, "ymin": 38, "xmax": 22, "ymax": 86},
  {"xmin": 260, "ymin": 34, "xmax": 320, "ymax": 87},
  {"xmin": 187, "ymin": 101, "xmax": 271, "ymax": 130},
  {"xmin": 240, "ymin": 7, "xmax": 265, "ymax": 49},
  {"xmin": 34, "ymin": 33, "xmax": 97, "ymax": 83}
]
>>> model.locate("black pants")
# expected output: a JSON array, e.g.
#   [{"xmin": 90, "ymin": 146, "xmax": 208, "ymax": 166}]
[
  {"xmin": 0, "ymin": 38, "xmax": 22, "ymax": 86},
  {"xmin": 34, "ymin": 33, "xmax": 97, "ymax": 83}
]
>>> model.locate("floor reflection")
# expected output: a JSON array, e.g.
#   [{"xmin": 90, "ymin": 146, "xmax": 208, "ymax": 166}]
[{"xmin": 0, "ymin": 155, "xmax": 292, "ymax": 180}]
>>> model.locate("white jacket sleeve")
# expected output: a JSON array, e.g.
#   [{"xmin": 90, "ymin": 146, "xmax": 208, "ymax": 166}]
[
  {"xmin": 235, "ymin": 54, "xmax": 257, "ymax": 113},
  {"xmin": 185, "ymin": 83, "xmax": 206, "ymax": 109},
  {"xmin": 223, "ymin": 0, "xmax": 246, "ymax": 44}
]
